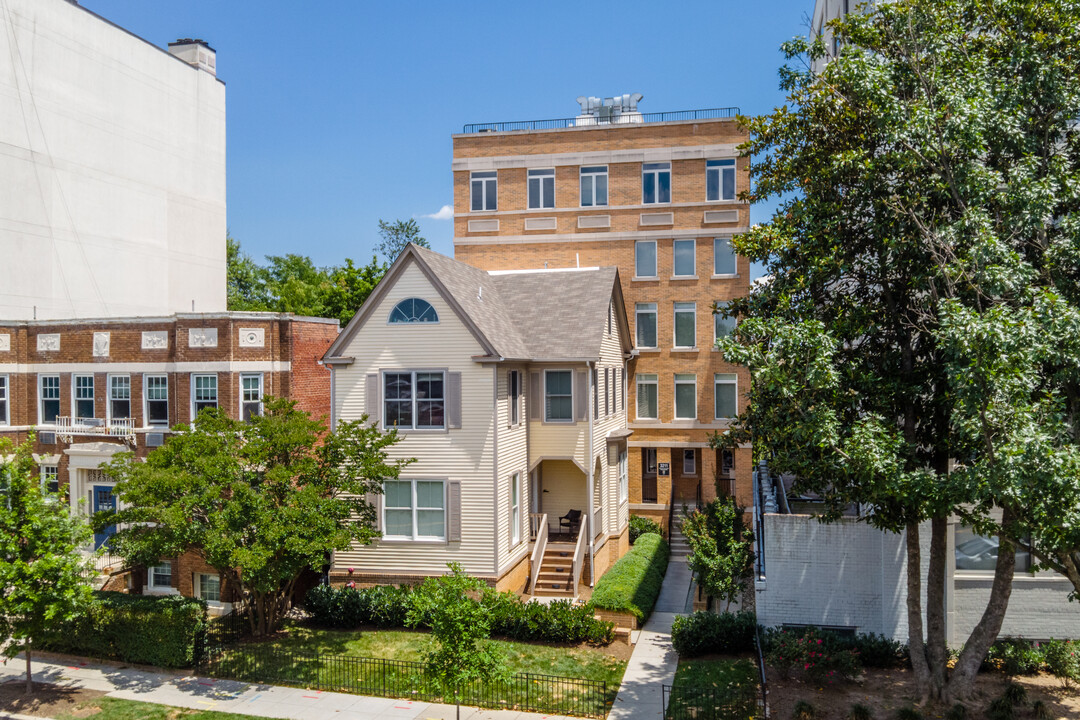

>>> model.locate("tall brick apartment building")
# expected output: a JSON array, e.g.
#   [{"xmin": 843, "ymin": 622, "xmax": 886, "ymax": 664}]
[
  {"xmin": 452, "ymin": 96, "xmax": 752, "ymax": 531},
  {"xmin": 0, "ymin": 312, "xmax": 338, "ymax": 609}
]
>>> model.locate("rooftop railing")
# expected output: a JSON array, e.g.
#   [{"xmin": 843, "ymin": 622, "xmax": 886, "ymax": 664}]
[{"xmin": 462, "ymin": 107, "xmax": 741, "ymax": 134}]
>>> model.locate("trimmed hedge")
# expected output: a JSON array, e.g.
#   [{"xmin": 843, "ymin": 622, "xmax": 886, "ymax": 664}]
[
  {"xmin": 304, "ymin": 584, "xmax": 615, "ymax": 645},
  {"xmin": 591, "ymin": 532, "xmax": 669, "ymax": 623},
  {"xmin": 629, "ymin": 515, "xmax": 664, "ymax": 544},
  {"xmin": 672, "ymin": 611, "xmax": 758, "ymax": 657},
  {"xmin": 44, "ymin": 591, "xmax": 207, "ymax": 668}
]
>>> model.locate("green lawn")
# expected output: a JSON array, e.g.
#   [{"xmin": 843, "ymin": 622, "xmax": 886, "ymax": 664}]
[
  {"xmin": 56, "ymin": 697, "xmax": 265, "ymax": 720},
  {"xmin": 668, "ymin": 657, "xmax": 760, "ymax": 719}
]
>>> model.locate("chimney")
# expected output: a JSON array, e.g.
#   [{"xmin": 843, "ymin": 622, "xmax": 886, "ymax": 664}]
[{"xmin": 168, "ymin": 38, "xmax": 216, "ymax": 76}]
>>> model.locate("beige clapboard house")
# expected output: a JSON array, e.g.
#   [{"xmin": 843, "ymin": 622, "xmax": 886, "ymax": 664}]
[{"xmin": 323, "ymin": 245, "xmax": 633, "ymax": 596}]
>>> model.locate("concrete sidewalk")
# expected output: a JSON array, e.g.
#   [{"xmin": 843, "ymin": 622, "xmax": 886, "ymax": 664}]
[
  {"xmin": 606, "ymin": 554, "xmax": 694, "ymax": 719},
  {"xmin": 0, "ymin": 655, "xmax": 577, "ymax": 720}
]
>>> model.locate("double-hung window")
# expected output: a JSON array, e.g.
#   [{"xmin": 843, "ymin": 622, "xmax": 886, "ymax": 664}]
[
  {"xmin": 674, "ymin": 302, "xmax": 696, "ymax": 349},
  {"xmin": 39, "ymin": 375, "xmax": 60, "ymax": 424},
  {"xmin": 40, "ymin": 465, "xmax": 59, "ymax": 494},
  {"xmin": 0, "ymin": 375, "xmax": 7, "ymax": 425},
  {"xmin": 606, "ymin": 368, "xmax": 613, "ymax": 416},
  {"xmin": 510, "ymin": 472, "xmax": 521, "ymax": 546},
  {"xmin": 150, "ymin": 562, "xmax": 172, "ymax": 589},
  {"xmin": 74, "ymin": 375, "xmax": 95, "ymax": 420},
  {"xmin": 675, "ymin": 374, "xmax": 697, "ymax": 420},
  {"xmin": 636, "ymin": 374, "xmax": 658, "ymax": 420},
  {"xmin": 714, "ymin": 301, "xmax": 737, "ymax": 344},
  {"xmin": 528, "ymin": 168, "xmax": 555, "ymax": 209},
  {"xmin": 192, "ymin": 374, "xmax": 218, "ymax": 418},
  {"xmin": 580, "ymin": 166, "xmax": 608, "ymax": 207},
  {"xmin": 109, "ymin": 375, "xmax": 131, "ymax": 421},
  {"xmin": 196, "ymin": 573, "xmax": 221, "ymax": 603},
  {"xmin": 706, "ymin": 159, "xmax": 736, "ymax": 201},
  {"xmin": 642, "ymin": 162, "xmax": 671, "ymax": 204},
  {"xmin": 713, "ymin": 237, "xmax": 737, "ymax": 276},
  {"xmin": 145, "ymin": 375, "xmax": 169, "ymax": 427},
  {"xmin": 509, "ymin": 370, "xmax": 520, "ymax": 425},
  {"xmin": 544, "ymin": 370, "xmax": 573, "ymax": 423},
  {"xmin": 635, "ymin": 240, "xmax": 658, "ymax": 278},
  {"xmin": 673, "ymin": 239, "xmax": 696, "ymax": 277},
  {"xmin": 636, "ymin": 303, "xmax": 657, "ymax": 348},
  {"xmin": 470, "ymin": 171, "xmax": 497, "ymax": 211},
  {"xmin": 383, "ymin": 479, "xmax": 445, "ymax": 540},
  {"xmin": 618, "ymin": 450, "xmax": 628, "ymax": 504},
  {"xmin": 384, "ymin": 371, "xmax": 445, "ymax": 429},
  {"xmin": 683, "ymin": 449, "xmax": 697, "ymax": 476},
  {"xmin": 715, "ymin": 374, "xmax": 738, "ymax": 419},
  {"xmin": 241, "ymin": 373, "xmax": 264, "ymax": 421}
]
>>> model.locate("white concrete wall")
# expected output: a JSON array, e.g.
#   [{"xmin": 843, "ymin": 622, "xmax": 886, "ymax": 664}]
[{"xmin": 0, "ymin": 0, "xmax": 226, "ymax": 320}]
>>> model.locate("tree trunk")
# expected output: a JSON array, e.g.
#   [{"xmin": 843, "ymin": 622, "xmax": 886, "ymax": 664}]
[
  {"xmin": 25, "ymin": 642, "xmax": 32, "ymax": 695},
  {"xmin": 905, "ymin": 522, "xmax": 932, "ymax": 701},
  {"xmin": 925, "ymin": 516, "xmax": 949, "ymax": 697},
  {"xmin": 945, "ymin": 509, "xmax": 1018, "ymax": 701}
]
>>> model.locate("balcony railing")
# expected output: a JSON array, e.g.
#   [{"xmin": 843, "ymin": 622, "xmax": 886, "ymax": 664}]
[
  {"xmin": 462, "ymin": 107, "xmax": 741, "ymax": 134},
  {"xmin": 55, "ymin": 416, "xmax": 136, "ymax": 443}
]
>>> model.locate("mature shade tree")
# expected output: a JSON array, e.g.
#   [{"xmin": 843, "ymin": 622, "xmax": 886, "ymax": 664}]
[
  {"xmin": 723, "ymin": 0, "xmax": 1080, "ymax": 702},
  {"xmin": 0, "ymin": 440, "xmax": 93, "ymax": 694},
  {"xmin": 97, "ymin": 399, "xmax": 409, "ymax": 635},
  {"xmin": 680, "ymin": 499, "xmax": 755, "ymax": 612},
  {"xmin": 376, "ymin": 218, "xmax": 429, "ymax": 261}
]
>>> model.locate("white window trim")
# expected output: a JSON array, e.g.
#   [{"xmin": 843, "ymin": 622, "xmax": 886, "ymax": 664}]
[
  {"xmin": 508, "ymin": 370, "xmax": 521, "ymax": 427},
  {"xmin": 673, "ymin": 302, "xmax": 697, "ymax": 350},
  {"xmin": 634, "ymin": 239, "xmax": 658, "ymax": 280},
  {"xmin": 387, "ymin": 297, "xmax": 440, "ymax": 325},
  {"xmin": 149, "ymin": 562, "xmax": 173, "ymax": 590},
  {"xmin": 713, "ymin": 237, "xmax": 738, "ymax": 278},
  {"xmin": 527, "ymin": 167, "xmax": 556, "ymax": 209},
  {"xmin": 107, "ymin": 374, "xmax": 132, "ymax": 424},
  {"xmin": 0, "ymin": 374, "xmax": 8, "ymax": 426},
  {"xmin": 40, "ymin": 465, "xmax": 58, "ymax": 494},
  {"xmin": 642, "ymin": 161, "xmax": 672, "ymax": 205},
  {"xmin": 38, "ymin": 374, "xmax": 61, "ymax": 426},
  {"xmin": 470, "ymin": 171, "xmax": 497, "ymax": 212},
  {"xmin": 73, "ymin": 374, "xmax": 95, "ymax": 421},
  {"xmin": 618, "ymin": 449, "xmax": 628, "ymax": 505},
  {"xmin": 580, "ymin": 165, "xmax": 609, "ymax": 208},
  {"xmin": 381, "ymin": 369, "xmax": 448, "ymax": 432},
  {"xmin": 706, "ymin": 159, "xmax": 737, "ymax": 203},
  {"xmin": 635, "ymin": 303, "xmax": 658, "ymax": 349},
  {"xmin": 510, "ymin": 472, "xmax": 522, "ymax": 546},
  {"xmin": 714, "ymin": 373, "xmax": 738, "ymax": 420},
  {"xmin": 636, "ymin": 373, "xmax": 659, "ymax": 421},
  {"xmin": 674, "ymin": 374, "xmax": 697, "ymax": 420},
  {"xmin": 673, "ymin": 239, "xmax": 697, "ymax": 278},
  {"xmin": 382, "ymin": 478, "xmax": 447, "ymax": 542},
  {"xmin": 194, "ymin": 572, "xmax": 224, "ymax": 605},
  {"xmin": 143, "ymin": 373, "xmax": 169, "ymax": 429},
  {"xmin": 714, "ymin": 301, "xmax": 737, "ymax": 346},
  {"xmin": 543, "ymin": 368, "xmax": 575, "ymax": 424},
  {"xmin": 683, "ymin": 449, "xmax": 697, "ymax": 477},
  {"xmin": 190, "ymin": 373, "xmax": 219, "ymax": 421},
  {"xmin": 240, "ymin": 372, "xmax": 265, "ymax": 419}
]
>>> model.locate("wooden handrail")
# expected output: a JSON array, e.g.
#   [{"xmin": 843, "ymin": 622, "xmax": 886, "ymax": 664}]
[
  {"xmin": 572, "ymin": 515, "xmax": 589, "ymax": 598},
  {"xmin": 529, "ymin": 513, "xmax": 548, "ymax": 594}
]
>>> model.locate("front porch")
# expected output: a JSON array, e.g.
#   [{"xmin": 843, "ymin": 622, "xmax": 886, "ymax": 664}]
[{"xmin": 525, "ymin": 458, "xmax": 598, "ymax": 599}]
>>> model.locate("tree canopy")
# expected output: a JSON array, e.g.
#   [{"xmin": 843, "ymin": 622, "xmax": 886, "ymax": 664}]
[
  {"xmin": 377, "ymin": 218, "xmax": 430, "ymax": 261},
  {"xmin": 723, "ymin": 0, "xmax": 1080, "ymax": 702},
  {"xmin": 681, "ymin": 499, "xmax": 755, "ymax": 612},
  {"xmin": 98, "ymin": 399, "xmax": 409, "ymax": 635}
]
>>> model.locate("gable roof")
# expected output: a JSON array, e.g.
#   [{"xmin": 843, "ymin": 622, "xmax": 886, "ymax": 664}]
[{"xmin": 323, "ymin": 244, "xmax": 631, "ymax": 364}]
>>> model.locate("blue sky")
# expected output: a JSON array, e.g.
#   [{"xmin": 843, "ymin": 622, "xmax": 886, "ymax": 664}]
[{"xmin": 82, "ymin": 1, "xmax": 811, "ymax": 270}]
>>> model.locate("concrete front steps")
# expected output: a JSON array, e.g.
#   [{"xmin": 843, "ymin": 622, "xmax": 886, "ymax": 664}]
[
  {"xmin": 531, "ymin": 542, "xmax": 578, "ymax": 597},
  {"xmin": 669, "ymin": 505, "xmax": 695, "ymax": 558}
]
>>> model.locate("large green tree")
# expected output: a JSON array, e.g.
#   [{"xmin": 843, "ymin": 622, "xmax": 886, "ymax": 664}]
[
  {"xmin": 681, "ymin": 499, "xmax": 755, "ymax": 612},
  {"xmin": 376, "ymin": 218, "xmax": 429, "ymax": 261},
  {"xmin": 97, "ymin": 399, "xmax": 408, "ymax": 635},
  {"xmin": 0, "ymin": 440, "xmax": 93, "ymax": 693},
  {"xmin": 725, "ymin": 0, "xmax": 1080, "ymax": 702}
]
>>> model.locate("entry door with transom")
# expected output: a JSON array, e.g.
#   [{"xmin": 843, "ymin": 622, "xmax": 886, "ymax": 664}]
[{"xmin": 92, "ymin": 483, "xmax": 116, "ymax": 550}]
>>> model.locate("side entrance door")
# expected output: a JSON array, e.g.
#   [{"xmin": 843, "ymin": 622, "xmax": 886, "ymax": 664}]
[{"xmin": 92, "ymin": 485, "xmax": 116, "ymax": 550}]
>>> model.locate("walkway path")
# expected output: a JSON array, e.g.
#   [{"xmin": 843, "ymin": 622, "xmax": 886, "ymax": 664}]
[
  {"xmin": 0, "ymin": 656, "xmax": 576, "ymax": 720},
  {"xmin": 607, "ymin": 529, "xmax": 695, "ymax": 720}
]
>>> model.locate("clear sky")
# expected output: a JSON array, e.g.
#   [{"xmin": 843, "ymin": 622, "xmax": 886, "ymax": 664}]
[{"xmin": 81, "ymin": 0, "xmax": 811, "ymax": 270}]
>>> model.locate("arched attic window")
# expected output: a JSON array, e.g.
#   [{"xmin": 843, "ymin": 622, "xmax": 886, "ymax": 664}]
[{"xmin": 388, "ymin": 298, "xmax": 438, "ymax": 324}]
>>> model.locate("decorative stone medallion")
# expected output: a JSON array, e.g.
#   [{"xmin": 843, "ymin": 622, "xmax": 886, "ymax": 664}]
[
  {"xmin": 188, "ymin": 328, "xmax": 218, "ymax": 348},
  {"xmin": 0, "ymin": 334, "xmax": 9, "ymax": 352},
  {"xmin": 238, "ymin": 328, "xmax": 265, "ymax": 348},
  {"xmin": 93, "ymin": 332, "xmax": 110, "ymax": 357},
  {"xmin": 37, "ymin": 334, "xmax": 60, "ymax": 352},
  {"xmin": 142, "ymin": 331, "xmax": 168, "ymax": 350}
]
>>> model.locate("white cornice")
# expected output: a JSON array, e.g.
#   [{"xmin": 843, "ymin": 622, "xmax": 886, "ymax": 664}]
[{"xmin": 452, "ymin": 143, "xmax": 740, "ymax": 172}]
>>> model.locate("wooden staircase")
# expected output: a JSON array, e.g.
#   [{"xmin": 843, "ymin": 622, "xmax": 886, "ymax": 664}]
[{"xmin": 531, "ymin": 542, "xmax": 578, "ymax": 597}]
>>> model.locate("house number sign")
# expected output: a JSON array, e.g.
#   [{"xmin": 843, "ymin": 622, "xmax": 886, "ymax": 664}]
[{"xmin": 658, "ymin": 462, "xmax": 670, "ymax": 477}]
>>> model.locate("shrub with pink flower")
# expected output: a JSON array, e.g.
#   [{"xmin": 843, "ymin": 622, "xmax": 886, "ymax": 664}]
[{"xmin": 765, "ymin": 628, "xmax": 861, "ymax": 684}]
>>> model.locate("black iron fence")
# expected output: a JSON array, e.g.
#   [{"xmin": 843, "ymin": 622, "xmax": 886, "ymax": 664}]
[
  {"xmin": 463, "ymin": 107, "xmax": 741, "ymax": 134},
  {"xmin": 662, "ymin": 684, "xmax": 760, "ymax": 720},
  {"xmin": 199, "ymin": 644, "xmax": 609, "ymax": 718},
  {"xmin": 194, "ymin": 603, "xmax": 250, "ymax": 664}
]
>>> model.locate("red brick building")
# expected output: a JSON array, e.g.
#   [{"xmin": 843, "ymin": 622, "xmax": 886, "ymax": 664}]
[{"xmin": 0, "ymin": 312, "xmax": 338, "ymax": 610}]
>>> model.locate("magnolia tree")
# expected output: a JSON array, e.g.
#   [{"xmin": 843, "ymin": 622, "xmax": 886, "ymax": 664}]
[
  {"xmin": 723, "ymin": 0, "xmax": 1080, "ymax": 702},
  {"xmin": 98, "ymin": 398, "xmax": 409, "ymax": 635},
  {"xmin": 0, "ymin": 440, "xmax": 93, "ymax": 694}
]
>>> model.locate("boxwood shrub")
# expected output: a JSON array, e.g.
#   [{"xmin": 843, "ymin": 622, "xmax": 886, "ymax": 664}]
[
  {"xmin": 590, "ymin": 532, "xmax": 669, "ymax": 623},
  {"xmin": 629, "ymin": 515, "xmax": 664, "ymax": 544},
  {"xmin": 304, "ymin": 584, "xmax": 412, "ymax": 628},
  {"xmin": 44, "ymin": 591, "xmax": 207, "ymax": 668},
  {"xmin": 671, "ymin": 610, "xmax": 759, "ymax": 657}
]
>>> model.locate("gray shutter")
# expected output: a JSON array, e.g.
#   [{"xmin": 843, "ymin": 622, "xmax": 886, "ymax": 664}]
[
  {"xmin": 447, "ymin": 480, "xmax": 461, "ymax": 542},
  {"xmin": 448, "ymin": 372, "xmax": 462, "ymax": 429},
  {"xmin": 365, "ymin": 374, "xmax": 380, "ymax": 424},
  {"xmin": 575, "ymin": 370, "xmax": 587, "ymax": 421},
  {"xmin": 530, "ymin": 372, "xmax": 541, "ymax": 420},
  {"xmin": 365, "ymin": 490, "xmax": 383, "ymax": 535}
]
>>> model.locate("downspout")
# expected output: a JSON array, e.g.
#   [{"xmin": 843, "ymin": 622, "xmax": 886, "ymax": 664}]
[
  {"xmin": 587, "ymin": 361, "xmax": 595, "ymax": 587},
  {"xmin": 493, "ymin": 364, "xmax": 500, "ymax": 577},
  {"xmin": 328, "ymin": 364, "xmax": 335, "ymax": 431}
]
